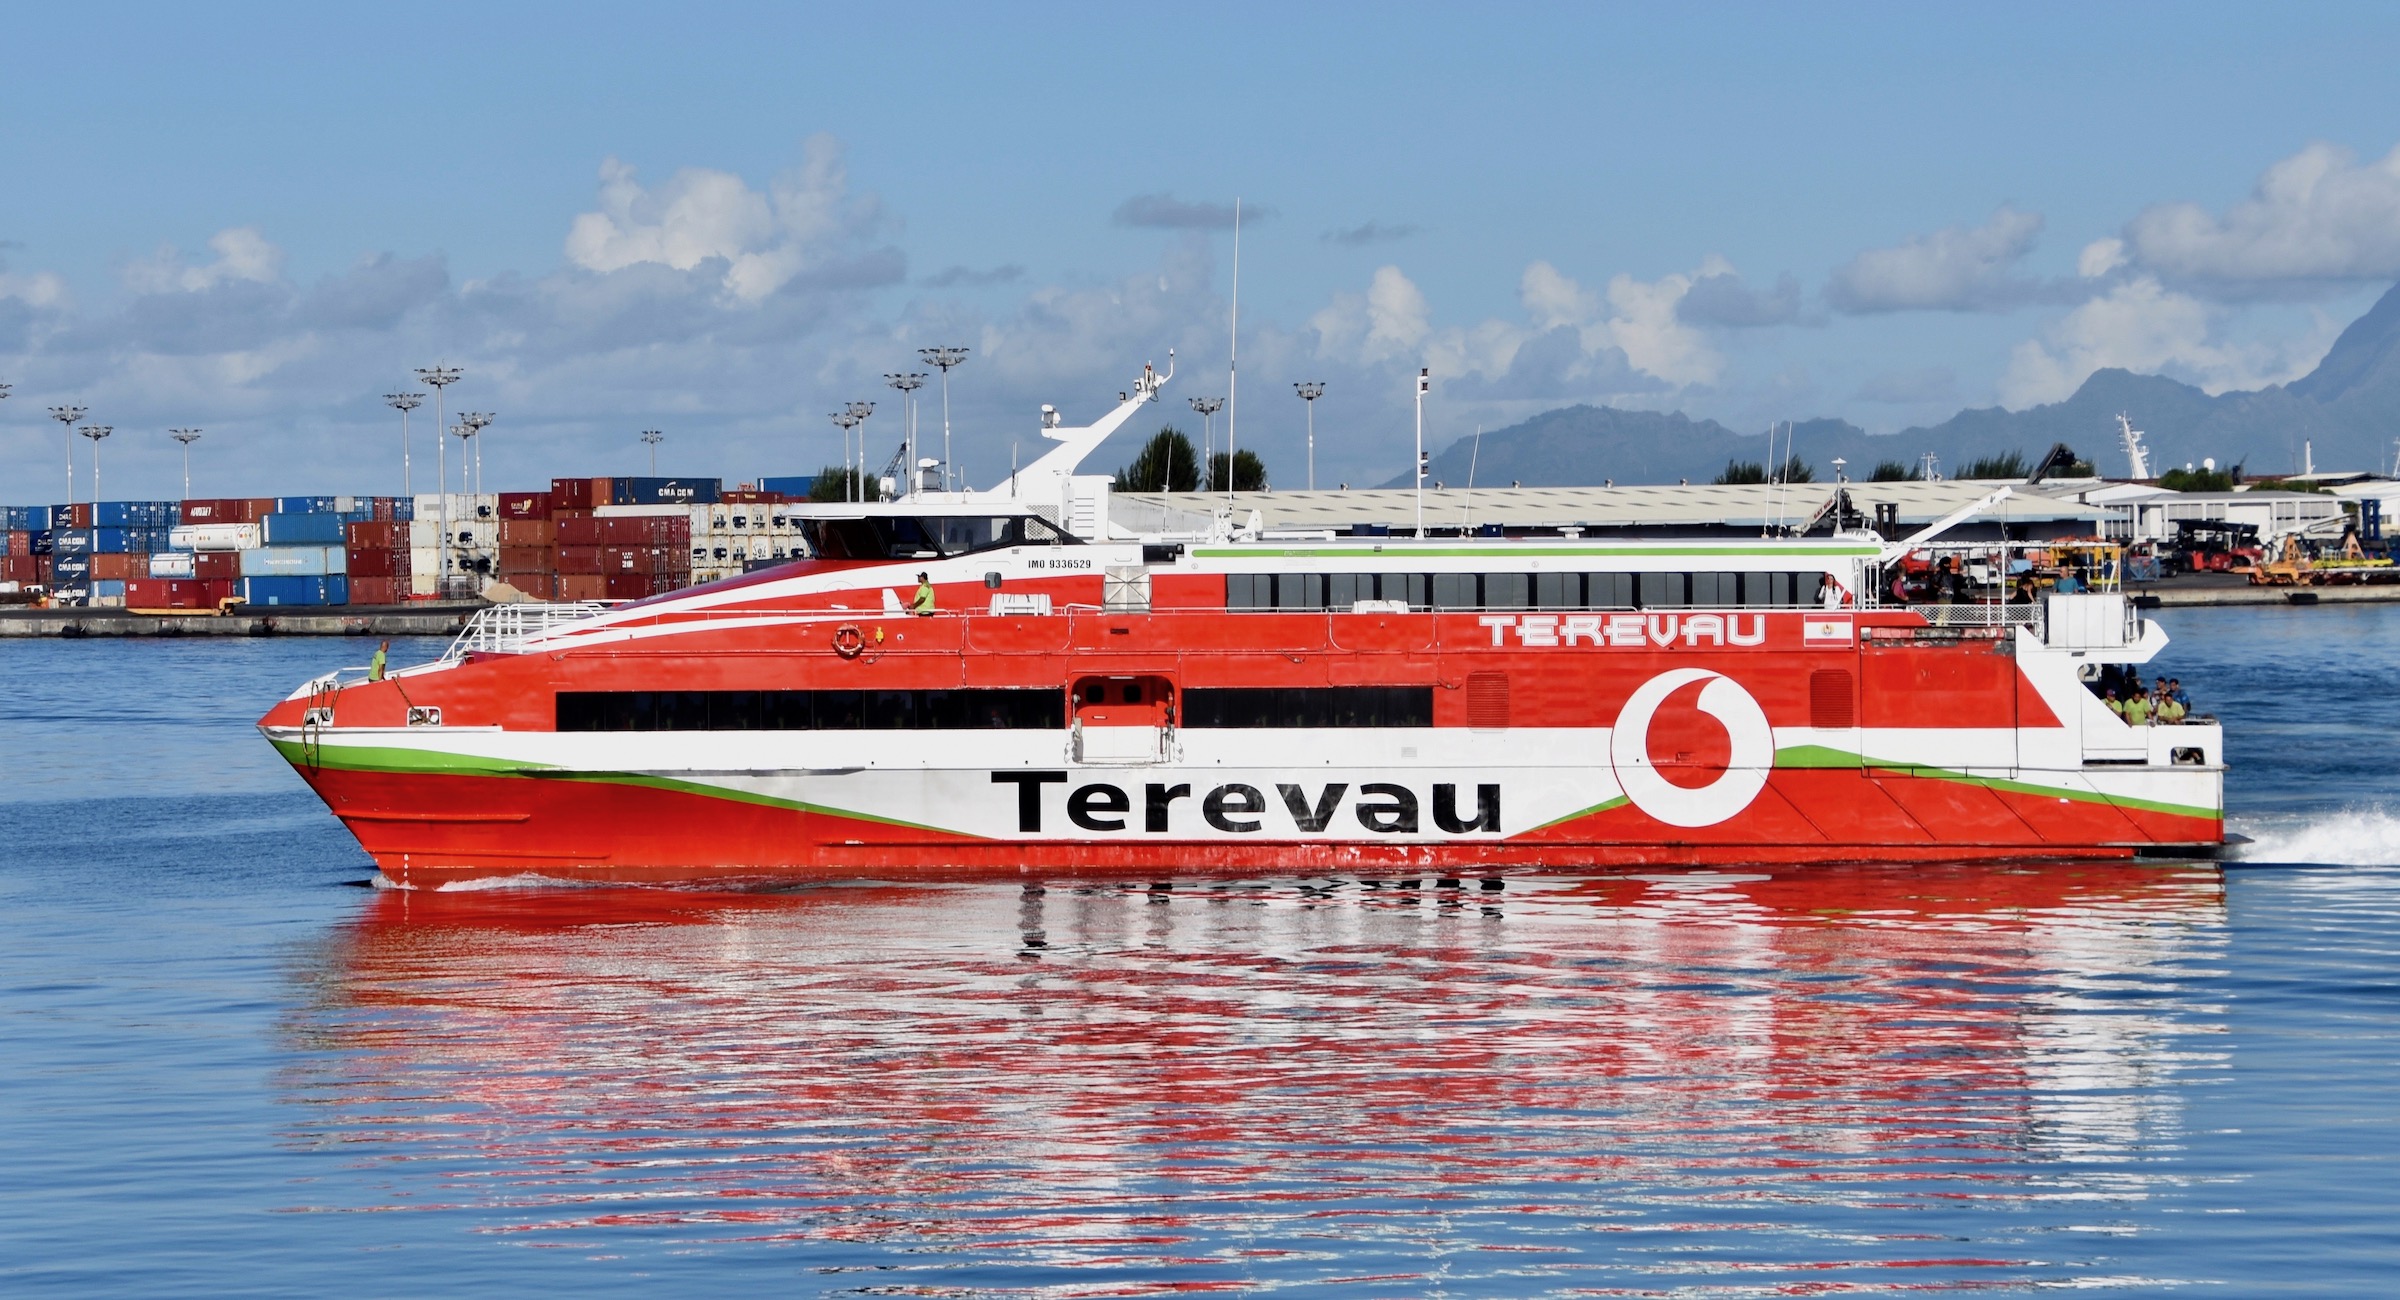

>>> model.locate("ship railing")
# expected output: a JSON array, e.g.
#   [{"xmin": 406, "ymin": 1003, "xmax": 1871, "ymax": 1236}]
[
  {"xmin": 442, "ymin": 601, "xmax": 619, "ymax": 659},
  {"xmin": 1906, "ymin": 602, "xmax": 2043, "ymax": 629}
]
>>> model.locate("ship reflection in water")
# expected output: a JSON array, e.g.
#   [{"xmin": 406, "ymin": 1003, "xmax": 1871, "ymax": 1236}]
[{"xmin": 281, "ymin": 864, "xmax": 2229, "ymax": 1291}]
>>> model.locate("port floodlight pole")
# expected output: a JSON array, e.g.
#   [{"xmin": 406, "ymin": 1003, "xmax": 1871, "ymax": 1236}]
[
  {"xmin": 1294, "ymin": 381, "xmax": 1324, "ymax": 490},
  {"xmin": 171, "ymin": 429, "xmax": 203, "ymax": 497},
  {"xmin": 384, "ymin": 393, "xmax": 423, "ymax": 495},
  {"xmin": 830, "ymin": 410, "xmax": 862, "ymax": 501},
  {"xmin": 416, "ymin": 367, "xmax": 461, "ymax": 590},
  {"xmin": 845, "ymin": 401, "xmax": 875, "ymax": 501},
  {"xmin": 885, "ymin": 373, "xmax": 924, "ymax": 496},
  {"xmin": 461, "ymin": 412, "xmax": 493, "ymax": 499},
  {"xmin": 919, "ymin": 346, "xmax": 969, "ymax": 491},
  {"xmin": 641, "ymin": 429, "xmax": 662, "ymax": 475},
  {"xmin": 1414, "ymin": 368, "xmax": 1429, "ymax": 538},
  {"xmin": 50, "ymin": 406, "xmax": 86, "ymax": 503},
  {"xmin": 1188, "ymin": 396, "xmax": 1223, "ymax": 490},
  {"xmin": 1226, "ymin": 197, "xmax": 1240, "ymax": 505},
  {"xmin": 79, "ymin": 426, "xmax": 111, "ymax": 504}
]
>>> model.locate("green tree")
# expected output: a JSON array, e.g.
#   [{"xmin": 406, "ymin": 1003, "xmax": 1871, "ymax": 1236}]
[
  {"xmin": 1776, "ymin": 455, "xmax": 1818, "ymax": 484},
  {"xmin": 1206, "ymin": 449, "xmax": 1268, "ymax": 492},
  {"xmin": 1113, "ymin": 426, "xmax": 1200, "ymax": 493},
  {"xmin": 807, "ymin": 465, "xmax": 883, "ymax": 503},
  {"xmin": 1957, "ymin": 450, "xmax": 2030, "ymax": 479},
  {"xmin": 1869, "ymin": 459, "xmax": 1917, "ymax": 482},
  {"xmin": 2157, "ymin": 466, "xmax": 2236, "ymax": 492},
  {"xmin": 1714, "ymin": 459, "xmax": 1768, "ymax": 485}
]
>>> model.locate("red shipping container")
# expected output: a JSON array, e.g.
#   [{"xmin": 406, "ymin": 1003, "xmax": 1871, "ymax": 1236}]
[
  {"xmin": 348, "ymin": 577, "xmax": 399, "ymax": 606},
  {"xmin": 500, "ymin": 573, "xmax": 559, "ymax": 600},
  {"xmin": 555, "ymin": 545, "xmax": 604, "ymax": 575},
  {"xmin": 347, "ymin": 519, "xmax": 406, "ymax": 548},
  {"xmin": 371, "ymin": 497, "xmax": 406, "ymax": 521},
  {"xmin": 559, "ymin": 574, "xmax": 608, "ymax": 602},
  {"xmin": 595, "ymin": 515, "xmax": 690, "ymax": 545},
  {"xmin": 4, "ymin": 530, "xmax": 27, "ymax": 552},
  {"xmin": 497, "ymin": 491, "xmax": 553, "ymax": 520},
  {"xmin": 243, "ymin": 497, "xmax": 279, "ymax": 521},
  {"xmin": 126, "ymin": 578, "xmax": 221, "ymax": 609},
  {"xmin": 719, "ymin": 490, "xmax": 788, "ymax": 504},
  {"xmin": 92, "ymin": 553, "xmax": 145, "ymax": 581},
  {"xmin": 604, "ymin": 572, "xmax": 658, "ymax": 600},
  {"xmin": 194, "ymin": 551, "xmax": 241, "ymax": 582},
  {"xmin": 550, "ymin": 478, "xmax": 612, "ymax": 511},
  {"xmin": 497, "ymin": 545, "xmax": 553, "ymax": 574},
  {"xmin": 345, "ymin": 548, "xmax": 401, "ymax": 578},
  {"xmin": 2, "ymin": 555, "xmax": 38, "ymax": 583},
  {"xmin": 61, "ymin": 503, "xmax": 94, "ymax": 529},
  {"xmin": 601, "ymin": 545, "xmax": 690, "ymax": 574},
  {"xmin": 181, "ymin": 497, "xmax": 250, "ymax": 522},
  {"xmin": 498, "ymin": 518, "xmax": 555, "ymax": 546},
  {"xmin": 555, "ymin": 515, "xmax": 600, "ymax": 545}
]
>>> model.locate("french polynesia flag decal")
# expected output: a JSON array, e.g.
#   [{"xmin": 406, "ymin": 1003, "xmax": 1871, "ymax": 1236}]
[{"xmin": 1803, "ymin": 615, "xmax": 1854, "ymax": 645}]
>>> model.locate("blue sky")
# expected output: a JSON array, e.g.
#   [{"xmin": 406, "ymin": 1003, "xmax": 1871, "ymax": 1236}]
[{"xmin": 4, "ymin": 2, "xmax": 2399, "ymax": 499}]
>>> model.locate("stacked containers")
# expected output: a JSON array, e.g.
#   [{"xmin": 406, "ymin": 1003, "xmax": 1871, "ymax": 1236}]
[
  {"xmin": 345, "ymin": 518, "xmax": 410, "ymax": 605},
  {"xmin": 163, "ymin": 521, "xmax": 255, "ymax": 608},
  {"xmin": 1, "ymin": 505, "xmax": 54, "ymax": 590},
  {"xmin": 560, "ymin": 505, "xmax": 691, "ymax": 600},
  {"xmin": 495, "ymin": 491, "xmax": 557, "ymax": 599},
  {"xmin": 244, "ymin": 507, "xmax": 347, "ymax": 606},
  {"xmin": 689, "ymin": 493, "xmax": 799, "ymax": 584},
  {"xmin": 409, "ymin": 493, "xmax": 499, "ymax": 596}
]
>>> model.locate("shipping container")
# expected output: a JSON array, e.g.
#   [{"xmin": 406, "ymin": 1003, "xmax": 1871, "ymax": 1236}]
[
  {"xmin": 179, "ymin": 498, "xmax": 251, "ymax": 523},
  {"xmin": 347, "ymin": 576, "xmax": 400, "ymax": 606},
  {"xmin": 193, "ymin": 550, "xmax": 241, "ymax": 582},
  {"xmin": 496, "ymin": 573, "xmax": 560, "ymax": 600},
  {"xmin": 0, "ymin": 555, "xmax": 40, "ymax": 583},
  {"xmin": 3, "ymin": 505, "xmax": 56, "ymax": 530},
  {"xmin": 718, "ymin": 489, "xmax": 790, "ymax": 505},
  {"xmin": 601, "ymin": 545, "xmax": 689, "ymax": 575},
  {"xmin": 550, "ymin": 477, "xmax": 611, "ymax": 511},
  {"xmin": 241, "ymin": 574, "xmax": 349, "ymax": 606},
  {"xmin": 497, "ymin": 491, "xmax": 553, "ymax": 520},
  {"xmin": 558, "ymin": 573, "xmax": 608, "ymax": 602},
  {"xmin": 92, "ymin": 500, "xmax": 175, "ymax": 527},
  {"xmin": 148, "ymin": 552, "xmax": 198, "ymax": 578},
  {"xmin": 497, "ymin": 518, "xmax": 555, "ymax": 546},
  {"xmin": 497, "ymin": 545, "xmax": 553, "ymax": 574},
  {"xmin": 126, "ymin": 577, "xmax": 230, "ymax": 610},
  {"xmin": 610, "ymin": 477, "xmax": 721, "ymax": 505},
  {"xmin": 54, "ymin": 528, "xmax": 136, "ymax": 555},
  {"xmin": 558, "ymin": 514, "xmax": 691, "ymax": 546},
  {"xmin": 345, "ymin": 548, "xmax": 402, "ymax": 578},
  {"xmin": 371, "ymin": 496, "xmax": 415, "ymax": 522},
  {"xmin": 275, "ymin": 496, "xmax": 337, "ymax": 515},
  {"xmin": 91, "ymin": 553, "xmax": 145, "ymax": 581},
  {"xmin": 346, "ymin": 519, "xmax": 408, "ymax": 549},
  {"xmin": 260, "ymin": 512, "xmax": 347, "ymax": 545},
  {"xmin": 243, "ymin": 497, "xmax": 279, "ymax": 521},
  {"xmin": 759, "ymin": 476, "xmax": 817, "ymax": 498},
  {"xmin": 91, "ymin": 579, "xmax": 128, "ymax": 599},
  {"xmin": 170, "ymin": 523, "xmax": 263, "ymax": 552},
  {"xmin": 555, "ymin": 545, "xmax": 604, "ymax": 575},
  {"xmin": 239, "ymin": 545, "xmax": 345, "ymax": 577},
  {"xmin": 1, "ymin": 529, "xmax": 24, "ymax": 555}
]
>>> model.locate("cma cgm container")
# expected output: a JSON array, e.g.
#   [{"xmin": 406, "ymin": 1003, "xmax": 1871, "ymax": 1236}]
[
  {"xmin": 242, "ymin": 574, "xmax": 348, "ymax": 606},
  {"xmin": 240, "ymin": 545, "xmax": 345, "ymax": 576},
  {"xmin": 611, "ymin": 477, "xmax": 721, "ymax": 505}
]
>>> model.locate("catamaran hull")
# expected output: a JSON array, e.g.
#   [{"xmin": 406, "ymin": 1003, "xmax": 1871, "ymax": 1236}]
[{"xmin": 276, "ymin": 746, "xmax": 2224, "ymax": 888}]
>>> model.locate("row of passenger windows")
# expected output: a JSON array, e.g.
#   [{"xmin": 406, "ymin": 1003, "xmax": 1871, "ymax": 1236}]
[
  {"xmin": 555, "ymin": 686, "xmax": 1436, "ymax": 732},
  {"xmin": 557, "ymin": 689, "xmax": 1066, "ymax": 733},
  {"xmin": 1223, "ymin": 570, "xmax": 1827, "ymax": 611}
]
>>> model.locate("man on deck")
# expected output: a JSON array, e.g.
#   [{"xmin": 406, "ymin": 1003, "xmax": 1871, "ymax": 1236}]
[{"xmin": 911, "ymin": 572, "xmax": 936, "ymax": 616}]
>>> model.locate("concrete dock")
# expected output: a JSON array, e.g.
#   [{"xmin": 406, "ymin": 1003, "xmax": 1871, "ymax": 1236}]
[{"xmin": 0, "ymin": 603, "xmax": 485, "ymax": 638}]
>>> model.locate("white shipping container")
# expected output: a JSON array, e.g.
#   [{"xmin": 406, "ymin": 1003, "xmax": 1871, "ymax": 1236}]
[
  {"xmin": 411, "ymin": 492, "xmax": 500, "ymax": 523},
  {"xmin": 240, "ymin": 545, "xmax": 346, "ymax": 577},
  {"xmin": 170, "ymin": 522, "xmax": 261, "ymax": 552},
  {"xmin": 148, "ymin": 552, "xmax": 198, "ymax": 578}
]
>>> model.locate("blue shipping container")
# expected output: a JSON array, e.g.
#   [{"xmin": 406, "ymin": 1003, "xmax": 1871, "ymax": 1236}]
[
  {"xmin": 240, "ymin": 545, "xmax": 345, "ymax": 577},
  {"xmin": 2, "ymin": 505, "xmax": 53, "ymax": 530},
  {"xmin": 53, "ymin": 529, "xmax": 130, "ymax": 554},
  {"xmin": 93, "ymin": 501, "xmax": 177, "ymax": 527},
  {"xmin": 52, "ymin": 554, "xmax": 91, "ymax": 578},
  {"xmin": 759, "ymin": 476, "xmax": 816, "ymax": 498},
  {"xmin": 29, "ymin": 529, "xmax": 53, "ymax": 555},
  {"xmin": 612, "ymin": 477, "xmax": 722, "ymax": 505},
  {"xmin": 242, "ymin": 575, "xmax": 348, "ymax": 606},
  {"xmin": 276, "ymin": 496, "xmax": 338, "ymax": 515},
  {"xmin": 91, "ymin": 579, "xmax": 126, "ymax": 598},
  {"xmin": 260, "ymin": 512, "xmax": 348, "ymax": 545}
]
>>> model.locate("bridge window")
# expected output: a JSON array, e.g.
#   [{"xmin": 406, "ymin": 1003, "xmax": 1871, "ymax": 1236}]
[{"xmin": 1223, "ymin": 569, "xmax": 1828, "ymax": 612}]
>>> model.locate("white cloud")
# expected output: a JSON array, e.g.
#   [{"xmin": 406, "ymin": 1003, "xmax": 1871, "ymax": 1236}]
[
  {"xmin": 562, "ymin": 134, "xmax": 890, "ymax": 301},
  {"xmin": 1825, "ymin": 206, "xmax": 2044, "ymax": 312},
  {"xmin": 2120, "ymin": 141, "xmax": 2400, "ymax": 286},
  {"xmin": 2078, "ymin": 238, "xmax": 2128, "ymax": 279},
  {"xmin": 1997, "ymin": 277, "xmax": 2327, "ymax": 407},
  {"xmin": 123, "ymin": 226, "xmax": 287, "ymax": 294}
]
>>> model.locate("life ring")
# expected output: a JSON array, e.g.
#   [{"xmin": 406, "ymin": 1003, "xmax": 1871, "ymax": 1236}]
[{"xmin": 832, "ymin": 624, "xmax": 866, "ymax": 658}]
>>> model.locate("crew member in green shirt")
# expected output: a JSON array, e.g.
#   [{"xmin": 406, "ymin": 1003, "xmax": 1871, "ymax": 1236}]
[{"xmin": 911, "ymin": 572, "xmax": 936, "ymax": 616}]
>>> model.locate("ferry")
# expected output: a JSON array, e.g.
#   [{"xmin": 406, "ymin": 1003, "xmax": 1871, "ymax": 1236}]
[{"xmin": 260, "ymin": 359, "xmax": 2225, "ymax": 887}]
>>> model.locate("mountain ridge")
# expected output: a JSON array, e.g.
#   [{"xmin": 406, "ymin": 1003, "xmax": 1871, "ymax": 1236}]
[{"xmin": 1387, "ymin": 282, "xmax": 2400, "ymax": 487}]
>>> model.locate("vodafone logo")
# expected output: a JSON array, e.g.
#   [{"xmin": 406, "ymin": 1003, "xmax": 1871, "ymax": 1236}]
[{"xmin": 1608, "ymin": 669, "xmax": 1775, "ymax": 828}]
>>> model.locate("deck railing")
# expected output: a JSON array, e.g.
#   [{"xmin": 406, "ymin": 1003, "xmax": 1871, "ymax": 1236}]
[
  {"xmin": 1906, "ymin": 602, "xmax": 2043, "ymax": 629},
  {"xmin": 442, "ymin": 601, "xmax": 616, "ymax": 659}
]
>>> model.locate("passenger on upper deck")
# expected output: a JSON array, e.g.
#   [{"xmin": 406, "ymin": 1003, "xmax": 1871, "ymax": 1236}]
[
  {"xmin": 1815, "ymin": 573, "xmax": 1851, "ymax": 609},
  {"xmin": 2009, "ymin": 576, "xmax": 2039, "ymax": 604},
  {"xmin": 1936, "ymin": 555, "xmax": 1972, "ymax": 603},
  {"xmin": 911, "ymin": 571, "xmax": 936, "ymax": 616},
  {"xmin": 2121, "ymin": 678, "xmax": 2151, "ymax": 726},
  {"xmin": 2053, "ymin": 567, "xmax": 2086, "ymax": 594}
]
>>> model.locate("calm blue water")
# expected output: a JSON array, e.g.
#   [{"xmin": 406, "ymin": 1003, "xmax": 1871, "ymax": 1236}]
[{"xmin": 3, "ymin": 611, "xmax": 2397, "ymax": 1296}]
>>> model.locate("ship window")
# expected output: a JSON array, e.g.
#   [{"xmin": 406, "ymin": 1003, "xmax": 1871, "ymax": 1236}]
[
  {"xmin": 557, "ymin": 688, "xmax": 1065, "ymax": 732},
  {"xmin": 1328, "ymin": 572, "xmax": 1377, "ymax": 606},
  {"xmin": 1431, "ymin": 573, "xmax": 1479, "ymax": 610},
  {"xmin": 1224, "ymin": 573, "xmax": 1271, "ymax": 609},
  {"xmin": 1383, "ymin": 573, "xmax": 1429, "ymax": 609},
  {"xmin": 1482, "ymin": 573, "xmax": 1531, "ymax": 609},
  {"xmin": 1586, "ymin": 572, "xmax": 1636, "ymax": 608},
  {"xmin": 1182, "ymin": 686, "xmax": 1434, "ymax": 729},
  {"xmin": 1638, "ymin": 572, "xmax": 1689, "ymax": 608},
  {"xmin": 1689, "ymin": 572, "xmax": 1740, "ymax": 606},
  {"xmin": 1275, "ymin": 572, "xmax": 1324, "ymax": 609},
  {"xmin": 1533, "ymin": 573, "xmax": 1580, "ymax": 608}
]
